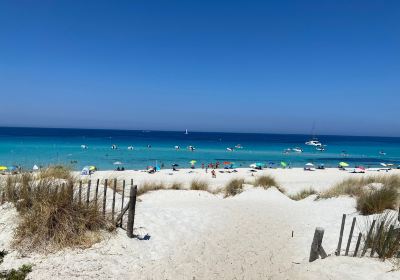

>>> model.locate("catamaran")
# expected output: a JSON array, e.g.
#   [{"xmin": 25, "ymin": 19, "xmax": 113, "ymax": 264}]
[{"xmin": 305, "ymin": 122, "xmax": 323, "ymax": 147}]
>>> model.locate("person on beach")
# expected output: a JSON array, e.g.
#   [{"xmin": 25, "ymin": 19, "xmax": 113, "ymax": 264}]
[{"xmin": 211, "ymin": 169, "xmax": 216, "ymax": 178}]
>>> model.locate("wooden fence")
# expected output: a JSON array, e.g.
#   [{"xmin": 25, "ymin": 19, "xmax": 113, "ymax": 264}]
[{"xmin": 0, "ymin": 178, "xmax": 138, "ymax": 238}]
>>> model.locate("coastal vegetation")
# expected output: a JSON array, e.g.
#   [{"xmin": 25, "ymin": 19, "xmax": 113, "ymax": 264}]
[
  {"xmin": 253, "ymin": 175, "xmax": 285, "ymax": 193},
  {"xmin": 224, "ymin": 178, "xmax": 245, "ymax": 198},
  {"xmin": 1, "ymin": 167, "xmax": 113, "ymax": 253},
  {"xmin": 289, "ymin": 188, "xmax": 318, "ymax": 201},
  {"xmin": 320, "ymin": 175, "xmax": 400, "ymax": 215},
  {"xmin": 190, "ymin": 180, "xmax": 209, "ymax": 191}
]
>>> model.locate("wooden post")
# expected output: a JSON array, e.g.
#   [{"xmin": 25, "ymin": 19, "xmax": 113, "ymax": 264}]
[
  {"xmin": 112, "ymin": 179, "xmax": 117, "ymax": 221},
  {"xmin": 94, "ymin": 179, "xmax": 99, "ymax": 206},
  {"xmin": 102, "ymin": 179, "xmax": 108, "ymax": 216},
  {"xmin": 371, "ymin": 221, "xmax": 384, "ymax": 257},
  {"xmin": 345, "ymin": 217, "xmax": 356, "ymax": 256},
  {"xmin": 381, "ymin": 225, "xmax": 394, "ymax": 258},
  {"xmin": 353, "ymin": 232, "xmax": 362, "ymax": 257},
  {"xmin": 336, "ymin": 214, "xmax": 346, "ymax": 256},
  {"xmin": 78, "ymin": 180, "xmax": 82, "ymax": 205},
  {"xmin": 69, "ymin": 181, "xmax": 74, "ymax": 203},
  {"xmin": 1, "ymin": 191, "xmax": 4, "ymax": 204},
  {"xmin": 120, "ymin": 180, "xmax": 126, "ymax": 226},
  {"xmin": 309, "ymin": 227, "xmax": 327, "ymax": 262},
  {"xmin": 60, "ymin": 183, "xmax": 65, "ymax": 199},
  {"xmin": 361, "ymin": 219, "xmax": 376, "ymax": 256},
  {"xmin": 86, "ymin": 180, "xmax": 91, "ymax": 207},
  {"xmin": 127, "ymin": 185, "xmax": 138, "ymax": 238},
  {"xmin": 398, "ymin": 206, "xmax": 400, "ymax": 223}
]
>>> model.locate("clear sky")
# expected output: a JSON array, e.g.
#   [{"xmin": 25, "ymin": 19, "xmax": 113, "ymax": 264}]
[{"xmin": 0, "ymin": 0, "xmax": 399, "ymax": 136}]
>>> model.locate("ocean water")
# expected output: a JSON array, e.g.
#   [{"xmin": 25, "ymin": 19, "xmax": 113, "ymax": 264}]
[{"xmin": 0, "ymin": 127, "xmax": 399, "ymax": 171}]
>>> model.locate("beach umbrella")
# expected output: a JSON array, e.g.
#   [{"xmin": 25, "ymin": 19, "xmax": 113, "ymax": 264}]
[
  {"xmin": 172, "ymin": 163, "xmax": 179, "ymax": 167},
  {"xmin": 8, "ymin": 166, "xmax": 17, "ymax": 171},
  {"xmin": 305, "ymin": 163, "xmax": 314, "ymax": 167},
  {"xmin": 190, "ymin": 160, "xmax": 197, "ymax": 165},
  {"xmin": 339, "ymin": 162, "xmax": 349, "ymax": 167},
  {"xmin": 89, "ymin": 166, "xmax": 96, "ymax": 171},
  {"xmin": 255, "ymin": 162, "xmax": 263, "ymax": 167},
  {"xmin": 249, "ymin": 164, "xmax": 257, "ymax": 168},
  {"xmin": 223, "ymin": 161, "xmax": 232, "ymax": 165},
  {"xmin": 81, "ymin": 167, "xmax": 90, "ymax": 175},
  {"xmin": 280, "ymin": 161, "xmax": 287, "ymax": 168},
  {"xmin": 113, "ymin": 161, "xmax": 123, "ymax": 165},
  {"xmin": 32, "ymin": 165, "xmax": 39, "ymax": 171},
  {"xmin": 0, "ymin": 166, "xmax": 7, "ymax": 171},
  {"xmin": 380, "ymin": 163, "xmax": 387, "ymax": 167}
]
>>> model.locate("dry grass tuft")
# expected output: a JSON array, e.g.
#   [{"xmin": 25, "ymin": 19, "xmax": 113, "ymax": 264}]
[
  {"xmin": 361, "ymin": 212, "xmax": 400, "ymax": 259},
  {"xmin": 137, "ymin": 182, "xmax": 166, "ymax": 196},
  {"xmin": 253, "ymin": 175, "xmax": 285, "ymax": 193},
  {"xmin": 356, "ymin": 186, "xmax": 398, "ymax": 215},
  {"xmin": 190, "ymin": 180, "xmax": 209, "ymax": 191},
  {"xmin": 170, "ymin": 182, "xmax": 184, "ymax": 190},
  {"xmin": 1, "ymin": 167, "xmax": 113, "ymax": 253},
  {"xmin": 321, "ymin": 175, "xmax": 400, "ymax": 199},
  {"xmin": 289, "ymin": 188, "xmax": 318, "ymax": 201},
  {"xmin": 224, "ymin": 178, "xmax": 245, "ymax": 198}
]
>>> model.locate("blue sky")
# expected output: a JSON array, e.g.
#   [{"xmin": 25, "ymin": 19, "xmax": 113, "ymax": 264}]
[{"xmin": 0, "ymin": 0, "xmax": 399, "ymax": 136}]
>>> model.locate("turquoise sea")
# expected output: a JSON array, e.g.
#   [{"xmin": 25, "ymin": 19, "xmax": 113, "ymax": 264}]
[{"xmin": 0, "ymin": 127, "xmax": 399, "ymax": 170}]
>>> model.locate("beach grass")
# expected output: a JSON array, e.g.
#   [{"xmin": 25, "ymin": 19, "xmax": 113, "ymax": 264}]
[
  {"xmin": 2, "ymin": 168, "xmax": 113, "ymax": 252},
  {"xmin": 289, "ymin": 188, "xmax": 318, "ymax": 201},
  {"xmin": 170, "ymin": 181, "xmax": 184, "ymax": 190},
  {"xmin": 224, "ymin": 178, "xmax": 245, "ymax": 198},
  {"xmin": 0, "ymin": 264, "xmax": 32, "ymax": 280},
  {"xmin": 361, "ymin": 212, "xmax": 400, "ymax": 259},
  {"xmin": 356, "ymin": 186, "xmax": 398, "ymax": 215},
  {"xmin": 190, "ymin": 180, "xmax": 209, "ymax": 191},
  {"xmin": 137, "ymin": 182, "xmax": 167, "ymax": 196},
  {"xmin": 253, "ymin": 175, "xmax": 285, "ymax": 193},
  {"xmin": 321, "ymin": 175, "xmax": 400, "ymax": 199}
]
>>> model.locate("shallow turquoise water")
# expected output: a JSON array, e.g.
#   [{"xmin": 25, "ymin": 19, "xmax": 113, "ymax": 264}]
[{"xmin": 0, "ymin": 127, "xmax": 399, "ymax": 170}]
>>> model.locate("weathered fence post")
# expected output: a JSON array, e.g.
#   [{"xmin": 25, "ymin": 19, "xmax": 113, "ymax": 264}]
[
  {"xmin": 78, "ymin": 180, "xmax": 82, "ymax": 205},
  {"xmin": 86, "ymin": 180, "xmax": 91, "ymax": 207},
  {"xmin": 94, "ymin": 179, "xmax": 99, "ymax": 206},
  {"xmin": 111, "ymin": 179, "xmax": 117, "ymax": 221},
  {"xmin": 102, "ymin": 179, "xmax": 108, "ymax": 216},
  {"xmin": 336, "ymin": 214, "xmax": 346, "ymax": 256},
  {"xmin": 345, "ymin": 217, "xmax": 356, "ymax": 256},
  {"xmin": 309, "ymin": 227, "xmax": 328, "ymax": 262},
  {"xmin": 371, "ymin": 221, "xmax": 384, "ymax": 257},
  {"xmin": 381, "ymin": 225, "xmax": 394, "ymax": 258},
  {"xmin": 127, "ymin": 185, "xmax": 138, "ymax": 238},
  {"xmin": 120, "ymin": 180, "xmax": 126, "ymax": 226},
  {"xmin": 361, "ymin": 219, "xmax": 376, "ymax": 256},
  {"xmin": 353, "ymin": 232, "xmax": 362, "ymax": 257}
]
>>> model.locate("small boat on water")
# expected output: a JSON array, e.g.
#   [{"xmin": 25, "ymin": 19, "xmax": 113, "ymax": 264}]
[
  {"xmin": 174, "ymin": 145, "xmax": 180, "ymax": 150},
  {"xmin": 292, "ymin": 147, "xmax": 303, "ymax": 153},
  {"xmin": 188, "ymin": 145, "xmax": 195, "ymax": 151},
  {"xmin": 227, "ymin": 147, "xmax": 234, "ymax": 152},
  {"xmin": 316, "ymin": 146, "xmax": 325, "ymax": 151},
  {"xmin": 235, "ymin": 144, "xmax": 243, "ymax": 149},
  {"xmin": 111, "ymin": 144, "xmax": 118, "ymax": 150},
  {"xmin": 185, "ymin": 129, "xmax": 189, "ymax": 135},
  {"xmin": 305, "ymin": 139, "xmax": 322, "ymax": 147},
  {"xmin": 379, "ymin": 151, "xmax": 386, "ymax": 156},
  {"xmin": 81, "ymin": 145, "xmax": 88, "ymax": 149},
  {"xmin": 127, "ymin": 146, "xmax": 134, "ymax": 150}
]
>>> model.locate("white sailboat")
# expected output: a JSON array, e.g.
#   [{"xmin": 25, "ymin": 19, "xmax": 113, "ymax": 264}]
[
  {"xmin": 305, "ymin": 122, "xmax": 323, "ymax": 147},
  {"xmin": 185, "ymin": 129, "xmax": 189, "ymax": 135}
]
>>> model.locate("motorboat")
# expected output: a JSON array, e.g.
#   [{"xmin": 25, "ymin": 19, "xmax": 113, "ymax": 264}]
[
  {"xmin": 80, "ymin": 145, "xmax": 88, "ymax": 149},
  {"xmin": 379, "ymin": 151, "xmax": 387, "ymax": 156},
  {"xmin": 227, "ymin": 147, "xmax": 234, "ymax": 152},
  {"xmin": 292, "ymin": 147, "xmax": 303, "ymax": 153},
  {"xmin": 111, "ymin": 144, "xmax": 118, "ymax": 150},
  {"xmin": 188, "ymin": 145, "xmax": 196, "ymax": 151},
  {"xmin": 174, "ymin": 145, "xmax": 180, "ymax": 150},
  {"xmin": 235, "ymin": 144, "xmax": 243, "ymax": 149},
  {"xmin": 316, "ymin": 146, "xmax": 325, "ymax": 151},
  {"xmin": 305, "ymin": 139, "xmax": 322, "ymax": 147},
  {"xmin": 127, "ymin": 146, "xmax": 134, "ymax": 150}
]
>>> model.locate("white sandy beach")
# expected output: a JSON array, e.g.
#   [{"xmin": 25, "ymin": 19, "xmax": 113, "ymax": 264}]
[{"xmin": 1, "ymin": 168, "xmax": 400, "ymax": 279}]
